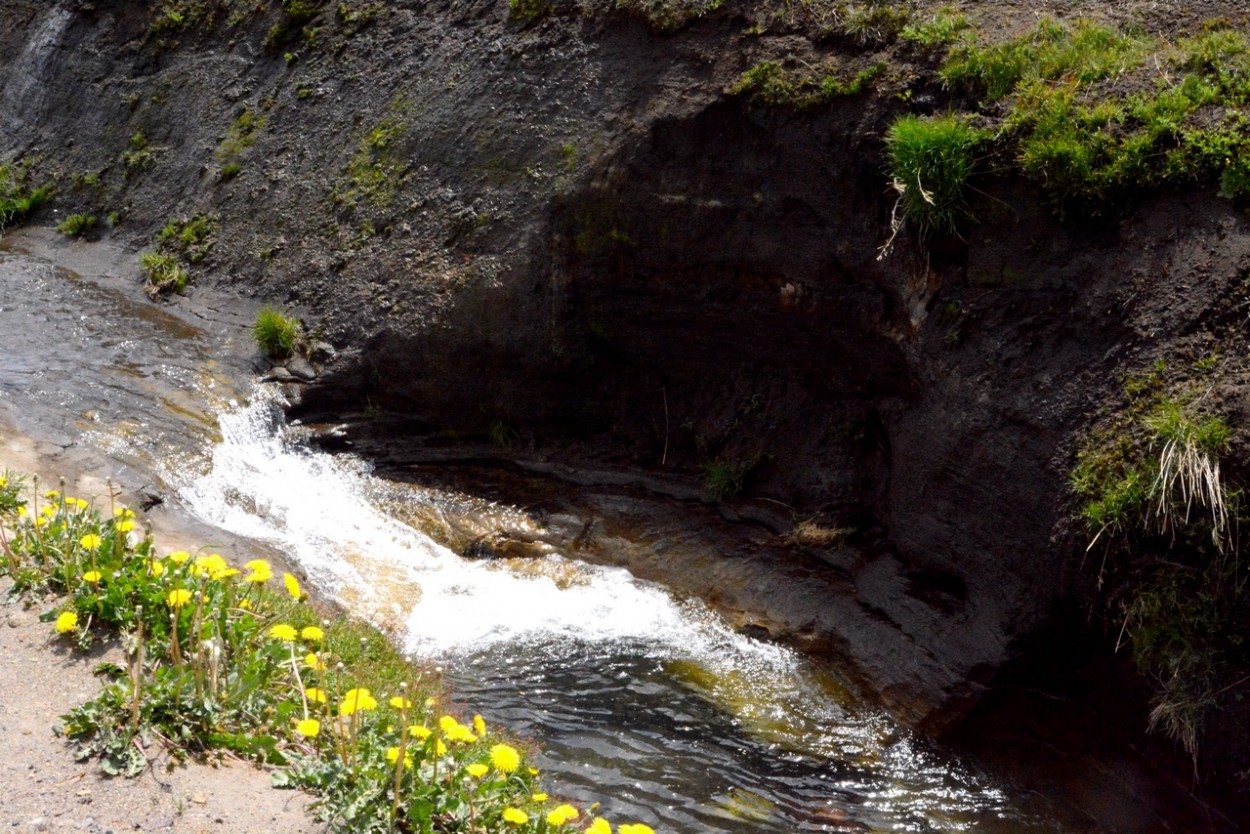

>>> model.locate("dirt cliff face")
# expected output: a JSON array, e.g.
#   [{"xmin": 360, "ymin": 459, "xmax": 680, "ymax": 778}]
[{"xmin": 4, "ymin": 0, "xmax": 1250, "ymax": 825}]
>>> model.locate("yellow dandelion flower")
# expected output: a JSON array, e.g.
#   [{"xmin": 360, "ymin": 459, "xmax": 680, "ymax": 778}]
[
  {"xmin": 528, "ymin": 767, "xmax": 540, "ymax": 776},
  {"xmin": 217, "ymin": 567, "xmax": 240, "ymax": 579},
  {"xmin": 532, "ymin": 793, "xmax": 549, "ymax": 803},
  {"xmin": 167, "ymin": 589, "xmax": 192, "ymax": 608},
  {"xmin": 305, "ymin": 687, "xmax": 328, "ymax": 704},
  {"xmin": 269, "ymin": 623, "xmax": 298, "ymax": 642},
  {"xmin": 587, "ymin": 818, "xmax": 612, "ymax": 834},
  {"xmin": 244, "ymin": 559, "xmax": 273, "ymax": 583},
  {"xmin": 82, "ymin": 570, "xmax": 102, "ymax": 584},
  {"xmin": 435, "ymin": 739, "xmax": 448, "ymax": 756},
  {"xmin": 44, "ymin": 490, "xmax": 59, "ymax": 499},
  {"xmin": 339, "ymin": 688, "xmax": 378, "ymax": 715},
  {"xmin": 502, "ymin": 808, "xmax": 529, "ymax": 826},
  {"xmin": 489, "ymin": 744, "xmax": 521, "ymax": 773},
  {"xmin": 283, "ymin": 572, "xmax": 302, "ymax": 599},
  {"xmin": 79, "ymin": 533, "xmax": 101, "ymax": 550},
  {"xmin": 439, "ymin": 715, "xmax": 477, "ymax": 744},
  {"xmin": 114, "ymin": 507, "xmax": 135, "ymax": 518},
  {"xmin": 40, "ymin": 504, "xmax": 55, "ymax": 517},
  {"xmin": 390, "ymin": 696, "xmax": 412, "ymax": 709},
  {"xmin": 34, "ymin": 516, "xmax": 47, "ymax": 528},
  {"xmin": 473, "ymin": 714, "xmax": 486, "ymax": 737},
  {"xmin": 169, "ymin": 551, "xmax": 190, "ymax": 565},
  {"xmin": 301, "ymin": 626, "xmax": 324, "ymax": 642},
  {"xmin": 295, "ymin": 718, "xmax": 320, "ymax": 738},
  {"xmin": 385, "ymin": 747, "xmax": 413, "ymax": 768},
  {"xmin": 0, "ymin": 476, "xmax": 6, "ymax": 487},
  {"xmin": 239, "ymin": 598, "xmax": 253, "ymax": 611},
  {"xmin": 547, "ymin": 805, "xmax": 579, "ymax": 826},
  {"xmin": 303, "ymin": 652, "xmax": 324, "ymax": 670},
  {"xmin": 115, "ymin": 519, "xmax": 136, "ymax": 533},
  {"xmin": 16, "ymin": 506, "xmax": 26, "ymax": 517},
  {"xmin": 465, "ymin": 762, "xmax": 489, "ymax": 778},
  {"xmin": 54, "ymin": 611, "xmax": 78, "ymax": 634},
  {"xmin": 619, "ymin": 825, "xmax": 656, "ymax": 834},
  {"xmin": 149, "ymin": 560, "xmax": 165, "ymax": 578},
  {"xmin": 74, "ymin": 498, "xmax": 89, "ymax": 510},
  {"xmin": 191, "ymin": 554, "xmax": 229, "ymax": 579},
  {"xmin": 408, "ymin": 725, "xmax": 432, "ymax": 741}
]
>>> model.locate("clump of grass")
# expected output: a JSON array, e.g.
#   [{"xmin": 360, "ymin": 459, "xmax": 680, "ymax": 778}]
[
  {"xmin": 841, "ymin": 1, "xmax": 910, "ymax": 45},
  {"xmin": 942, "ymin": 18, "xmax": 1148, "ymax": 100},
  {"xmin": 122, "ymin": 132, "xmax": 155, "ymax": 177},
  {"xmin": 508, "ymin": 0, "xmax": 551, "ymax": 20},
  {"xmin": 57, "ymin": 213, "xmax": 98, "ymax": 237},
  {"xmin": 701, "ymin": 458, "xmax": 746, "ymax": 501},
  {"xmin": 610, "ymin": 0, "xmax": 724, "ymax": 32},
  {"xmin": 884, "ymin": 113, "xmax": 987, "ymax": 238},
  {"xmin": 0, "ymin": 470, "xmax": 653, "ymax": 834},
  {"xmin": 0, "ymin": 161, "xmax": 51, "ymax": 231},
  {"xmin": 1071, "ymin": 388, "xmax": 1245, "ymax": 765},
  {"xmin": 900, "ymin": 7, "xmax": 972, "ymax": 49},
  {"xmin": 139, "ymin": 251, "xmax": 189, "ymax": 297},
  {"xmin": 727, "ymin": 60, "xmax": 885, "ymax": 108},
  {"xmin": 254, "ymin": 307, "xmax": 300, "ymax": 358},
  {"xmin": 157, "ymin": 213, "xmax": 216, "ymax": 263}
]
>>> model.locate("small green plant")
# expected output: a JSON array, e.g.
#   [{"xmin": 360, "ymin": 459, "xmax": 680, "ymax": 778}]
[
  {"xmin": 0, "ymin": 161, "xmax": 51, "ymax": 231},
  {"xmin": 140, "ymin": 251, "xmax": 188, "ymax": 297},
  {"xmin": 253, "ymin": 308, "xmax": 300, "ymax": 358},
  {"xmin": 900, "ymin": 7, "xmax": 971, "ymax": 49},
  {"xmin": 842, "ymin": 1, "xmax": 910, "ymax": 45},
  {"xmin": 611, "ymin": 0, "xmax": 724, "ymax": 32},
  {"xmin": 701, "ymin": 458, "xmax": 746, "ymax": 501},
  {"xmin": 508, "ymin": 0, "xmax": 551, "ymax": 20},
  {"xmin": 885, "ymin": 114, "xmax": 986, "ymax": 238},
  {"xmin": 727, "ymin": 61, "xmax": 885, "ymax": 108},
  {"xmin": 220, "ymin": 162, "xmax": 241, "ymax": 180},
  {"xmin": 56, "ymin": 213, "xmax": 98, "ymax": 237},
  {"xmin": 122, "ymin": 132, "xmax": 155, "ymax": 176}
]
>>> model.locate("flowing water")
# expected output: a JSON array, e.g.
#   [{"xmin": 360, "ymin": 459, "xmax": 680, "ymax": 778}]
[{"xmin": 0, "ymin": 236, "xmax": 1068, "ymax": 833}]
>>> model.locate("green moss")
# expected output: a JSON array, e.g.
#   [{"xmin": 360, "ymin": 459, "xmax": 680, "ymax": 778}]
[
  {"xmin": 333, "ymin": 106, "xmax": 411, "ymax": 219},
  {"xmin": 217, "ymin": 107, "xmax": 266, "ymax": 162}
]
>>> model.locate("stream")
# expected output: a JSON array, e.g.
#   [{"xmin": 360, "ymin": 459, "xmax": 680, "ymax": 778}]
[{"xmin": 0, "ymin": 232, "xmax": 1069, "ymax": 833}]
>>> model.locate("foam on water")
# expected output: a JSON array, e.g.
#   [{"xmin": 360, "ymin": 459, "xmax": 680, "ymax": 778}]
[{"xmin": 175, "ymin": 388, "xmax": 792, "ymax": 667}]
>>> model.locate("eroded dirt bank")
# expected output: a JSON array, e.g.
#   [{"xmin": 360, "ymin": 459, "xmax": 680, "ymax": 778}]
[{"xmin": 4, "ymin": 0, "xmax": 1250, "ymax": 828}]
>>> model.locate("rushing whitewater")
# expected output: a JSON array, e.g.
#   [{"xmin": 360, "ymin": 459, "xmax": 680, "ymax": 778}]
[{"xmin": 167, "ymin": 388, "xmax": 1056, "ymax": 833}]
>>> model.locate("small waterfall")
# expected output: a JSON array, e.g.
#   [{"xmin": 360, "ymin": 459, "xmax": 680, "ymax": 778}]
[
  {"xmin": 170, "ymin": 388, "xmax": 1060, "ymax": 834},
  {"xmin": 2, "ymin": 4, "xmax": 74, "ymax": 130}
]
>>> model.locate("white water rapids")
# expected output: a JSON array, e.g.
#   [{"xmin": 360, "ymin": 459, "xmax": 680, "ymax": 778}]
[{"xmin": 165, "ymin": 388, "xmax": 1055, "ymax": 834}]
